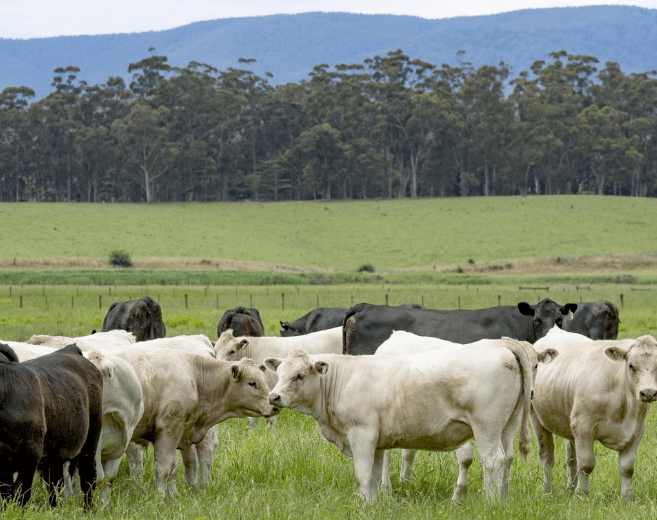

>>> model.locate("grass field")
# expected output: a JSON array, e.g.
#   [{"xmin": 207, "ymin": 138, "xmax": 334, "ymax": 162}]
[
  {"xmin": 0, "ymin": 195, "xmax": 655, "ymax": 273},
  {"xmin": 1, "ymin": 195, "xmax": 657, "ymax": 518}
]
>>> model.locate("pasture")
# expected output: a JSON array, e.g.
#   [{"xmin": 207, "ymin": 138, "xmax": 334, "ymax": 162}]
[
  {"xmin": 1, "ymin": 194, "xmax": 657, "ymax": 518},
  {"xmin": 0, "ymin": 195, "xmax": 656, "ymax": 272},
  {"xmin": 2, "ymin": 282, "xmax": 657, "ymax": 519}
]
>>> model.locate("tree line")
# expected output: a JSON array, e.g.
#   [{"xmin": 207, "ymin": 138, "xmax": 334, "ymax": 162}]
[{"xmin": 1, "ymin": 49, "xmax": 656, "ymax": 202}]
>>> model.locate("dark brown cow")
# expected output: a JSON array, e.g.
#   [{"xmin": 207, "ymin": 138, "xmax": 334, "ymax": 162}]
[
  {"xmin": 217, "ymin": 306, "xmax": 265, "ymax": 338},
  {"xmin": 101, "ymin": 296, "xmax": 166, "ymax": 341},
  {"xmin": 0, "ymin": 343, "xmax": 103, "ymax": 509}
]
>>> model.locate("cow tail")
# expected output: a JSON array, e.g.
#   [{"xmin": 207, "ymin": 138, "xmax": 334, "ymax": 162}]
[
  {"xmin": 342, "ymin": 306, "xmax": 357, "ymax": 355},
  {"xmin": 502, "ymin": 338, "xmax": 533, "ymax": 461}
]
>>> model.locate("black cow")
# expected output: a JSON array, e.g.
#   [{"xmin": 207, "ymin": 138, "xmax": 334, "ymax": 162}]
[
  {"xmin": 101, "ymin": 296, "xmax": 166, "ymax": 341},
  {"xmin": 562, "ymin": 299, "xmax": 620, "ymax": 339},
  {"xmin": 218, "ymin": 306, "xmax": 265, "ymax": 337},
  {"xmin": 280, "ymin": 307, "xmax": 348, "ymax": 336},
  {"xmin": 343, "ymin": 298, "xmax": 578, "ymax": 355},
  {"xmin": 0, "ymin": 343, "xmax": 103, "ymax": 509},
  {"xmin": 280, "ymin": 304, "xmax": 423, "ymax": 337}
]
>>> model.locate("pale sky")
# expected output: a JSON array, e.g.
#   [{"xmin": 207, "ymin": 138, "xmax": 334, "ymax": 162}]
[{"xmin": 1, "ymin": 0, "xmax": 656, "ymax": 39}]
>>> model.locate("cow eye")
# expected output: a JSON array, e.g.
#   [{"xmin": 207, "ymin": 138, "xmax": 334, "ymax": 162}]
[
  {"xmin": 629, "ymin": 364, "xmax": 636, "ymax": 373},
  {"xmin": 296, "ymin": 373, "xmax": 305, "ymax": 381},
  {"xmin": 248, "ymin": 381, "xmax": 257, "ymax": 388}
]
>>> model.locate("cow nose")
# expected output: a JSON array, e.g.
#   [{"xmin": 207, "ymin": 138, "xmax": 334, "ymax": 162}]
[
  {"xmin": 269, "ymin": 393, "xmax": 281, "ymax": 405},
  {"xmin": 640, "ymin": 389, "xmax": 657, "ymax": 403}
]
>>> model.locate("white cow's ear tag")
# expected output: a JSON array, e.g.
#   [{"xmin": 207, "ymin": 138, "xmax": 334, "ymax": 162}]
[
  {"xmin": 543, "ymin": 354, "xmax": 552, "ymax": 364},
  {"xmin": 567, "ymin": 310, "xmax": 574, "ymax": 321}
]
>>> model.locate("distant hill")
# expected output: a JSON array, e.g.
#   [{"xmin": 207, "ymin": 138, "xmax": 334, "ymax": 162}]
[{"xmin": 2, "ymin": 6, "xmax": 657, "ymax": 100}]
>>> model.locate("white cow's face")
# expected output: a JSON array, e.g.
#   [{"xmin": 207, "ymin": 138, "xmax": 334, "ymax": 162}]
[
  {"xmin": 605, "ymin": 335, "xmax": 657, "ymax": 403},
  {"xmin": 265, "ymin": 349, "xmax": 328, "ymax": 414},
  {"xmin": 225, "ymin": 358, "xmax": 279, "ymax": 418},
  {"xmin": 214, "ymin": 329, "xmax": 248, "ymax": 361}
]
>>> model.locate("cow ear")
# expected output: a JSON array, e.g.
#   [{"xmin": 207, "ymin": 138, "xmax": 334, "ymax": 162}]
[
  {"xmin": 604, "ymin": 345, "xmax": 628, "ymax": 362},
  {"xmin": 537, "ymin": 348, "xmax": 559, "ymax": 364},
  {"xmin": 314, "ymin": 360, "xmax": 329, "ymax": 375},
  {"xmin": 230, "ymin": 364, "xmax": 241, "ymax": 380},
  {"xmin": 258, "ymin": 363, "xmax": 267, "ymax": 373},
  {"xmin": 239, "ymin": 339, "xmax": 249, "ymax": 350},
  {"xmin": 264, "ymin": 357, "xmax": 282, "ymax": 372},
  {"xmin": 517, "ymin": 302, "xmax": 533, "ymax": 316},
  {"xmin": 562, "ymin": 303, "xmax": 578, "ymax": 316}
]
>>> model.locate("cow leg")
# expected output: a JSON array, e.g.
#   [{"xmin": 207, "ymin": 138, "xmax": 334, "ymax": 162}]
[
  {"xmin": 100, "ymin": 458, "xmax": 122, "ymax": 504},
  {"xmin": 153, "ymin": 433, "xmax": 182, "ymax": 497},
  {"xmin": 179, "ymin": 445, "xmax": 199, "ymax": 487},
  {"xmin": 472, "ymin": 429, "xmax": 508, "ymax": 500},
  {"xmin": 0, "ymin": 472, "xmax": 13, "ymax": 501},
  {"xmin": 380, "ymin": 450, "xmax": 393, "ymax": 491},
  {"xmin": 12, "ymin": 460, "xmax": 38, "ymax": 506},
  {"xmin": 196, "ymin": 427, "xmax": 218, "ymax": 486},
  {"xmin": 530, "ymin": 409, "xmax": 555, "ymax": 493},
  {"xmin": 42, "ymin": 461, "xmax": 65, "ymax": 508},
  {"xmin": 348, "ymin": 430, "xmax": 379, "ymax": 503},
  {"xmin": 370, "ymin": 449, "xmax": 385, "ymax": 499},
  {"xmin": 400, "ymin": 449, "xmax": 417, "ymax": 482},
  {"xmin": 247, "ymin": 417, "xmax": 260, "ymax": 431},
  {"xmin": 452, "ymin": 442, "xmax": 474, "ymax": 503},
  {"xmin": 126, "ymin": 442, "xmax": 145, "ymax": 479},
  {"xmin": 618, "ymin": 435, "xmax": 642, "ymax": 500},
  {"xmin": 565, "ymin": 439, "xmax": 577, "ymax": 491},
  {"xmin": 573, "ymin": 435, "xmax": 596, "ymax": 495}
]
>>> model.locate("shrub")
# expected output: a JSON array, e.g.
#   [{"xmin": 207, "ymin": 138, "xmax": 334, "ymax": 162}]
[
  {"xmin": 357, "ymin": 263, "xmax": 375, "ymax": 273},
  {"xmin": 109, "ymin": 250, "xmax": 133, "ymax": 268}
]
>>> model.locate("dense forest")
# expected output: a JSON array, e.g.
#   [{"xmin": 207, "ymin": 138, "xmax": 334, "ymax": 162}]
[{"xmin": 1, "ymin": 48, "xmax": 656, "ymax": 202}]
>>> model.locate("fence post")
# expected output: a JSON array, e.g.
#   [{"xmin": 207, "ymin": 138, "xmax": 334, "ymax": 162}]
[
  {"xmin": 458, "ymin": 296, "xmax": 461, "ymax": 310},
  {"xmin": 316, "ymin": 295, "xmax": 319, "ymax": 309},
  {"xmin": 385, "ymin": 294, "xmax": 389, "ymax": 306},
  {"xmin": 99, "ymin": 295, "xmax": 102, "ymax": 309},
  {"xmin": 620, "ymin": 293, "xmax": 624, "ymax": 308},
  {"xmin": 250, "ymin": 294, "xmax": 253, "ymax": 308},
  {"xmin": 216, "ymin": 294, "xmax": 219, "ymax": 309},
  {"xmin": 185, "ymin": 294, "xmax": 188, "ymax": 309},
  {"xmin": 281, "ymin": 293, "xmax": 285, "ymax": 311},
  {"xmin": 498, "ymin": 295, "xmax": 501, "ymax": 306},
  {"xmin": 19, "ymin": 295, "xmax": 22, "ymax": 308}
]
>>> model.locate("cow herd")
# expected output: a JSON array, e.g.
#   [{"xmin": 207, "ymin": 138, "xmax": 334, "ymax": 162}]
[{"xmin": 3, "ymin": 294, "xmax": 655, "ymax": 510}]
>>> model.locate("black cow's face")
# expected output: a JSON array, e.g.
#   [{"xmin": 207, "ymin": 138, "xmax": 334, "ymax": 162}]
[{"xmin": 518, "ymin": 298, "xmax": 578, "ymax": 341}]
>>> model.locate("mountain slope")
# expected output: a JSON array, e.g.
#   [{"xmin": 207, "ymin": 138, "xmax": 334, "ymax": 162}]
[{"xmin": 1, "ymin": 7, "xmax": 656, "ymax": 100}]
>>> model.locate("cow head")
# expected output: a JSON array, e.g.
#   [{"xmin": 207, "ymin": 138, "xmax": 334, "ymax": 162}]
[
  {"xmin": 225, "ymin": 358, "xmax": 279, "ymax": 418},
  {"xmin": 517, "ymin": 298, "xmax": 578, "ymax": 342},
  {"xmin": 265, "ymin": 349, "xmax": 328, "ymax": 414},
  {"xmin": 604, "ymin": 335, "xmax": 657, "ymax": 403},
  {"xmin": 214, "ymin": 329, "xmax": 249, "ymax": 360}
]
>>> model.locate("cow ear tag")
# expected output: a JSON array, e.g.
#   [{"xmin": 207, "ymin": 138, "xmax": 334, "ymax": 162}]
[{"xmin": 567, "ymin": 310, "xmax": 574, "ymax": 321}]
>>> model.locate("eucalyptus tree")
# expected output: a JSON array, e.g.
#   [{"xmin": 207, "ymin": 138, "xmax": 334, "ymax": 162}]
[
  {"xmin": 0, "ymin": 86, "xmax": 35, "ymax": 201},
  {"xmin": 364, "ymin": 49, "xmax": 437, "ymax": 198},
  {"xmin": 111, "ymin": 103, "xmax": 180, "ymax": 202}
]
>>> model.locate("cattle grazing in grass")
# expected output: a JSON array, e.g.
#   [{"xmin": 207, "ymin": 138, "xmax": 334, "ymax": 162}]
[
  {"xmin": 218, "ymin": 306, "xmax": 265, "ymax": 338},
  {"xmin": 343, "ymin": 298, "xmax": 578, "ymax": 355},
  {"xmin": 0, "ymin": 343, "xmax": 103, "ymax": 510},
  {"xmin": 531, "ymin": 327, "xmax": 657, "ymax": 499},
  {"xmin": 101, "ymin": 296, "xmax": 166, "ymax": 341},
  {"xmin": 265, "ymin": 340, "xmax": 536, "ymax": 503},
  {"xmin": 562, "ymin": 300, "xmax": 620, "ymax": 339}
]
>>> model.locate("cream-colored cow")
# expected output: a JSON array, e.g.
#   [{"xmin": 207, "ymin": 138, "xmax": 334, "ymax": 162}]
[
  {"xmin": 531, "ymin": 327, "xmax": 657, "ymax": 499},
  {"xmin": 266, "ymin": 340, "xmax": 535, "ymax": 503}
]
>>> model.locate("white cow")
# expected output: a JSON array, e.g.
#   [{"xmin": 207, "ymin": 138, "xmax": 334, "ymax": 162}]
[
  {"xmin": 214, "ymin": 327, "xmax": 343, "ymax": 430},
  {"xmin": 531, "ymin": 327, "xmax": 657, "ymax": 499},
  {"xmin": 265, "ymin": 340, "xmax": 535, "ymax": 503},
  {"xmin": 83, "ymin": 349, "xmax": 144, "ymax": 502},
  {"xmin": 373, "ymin": 331, "xmax": 557, "ymax": 499},
  {"xmin": 116, "ymin": 348, "xmax": 278, "ymax": 496},
  {"xmin": 27, "ymin": 329, "xmax": 136, "ymax": 348},
  {"xmin": 0, "ymin": 340, "xmax": 58, "ymax": 361}
]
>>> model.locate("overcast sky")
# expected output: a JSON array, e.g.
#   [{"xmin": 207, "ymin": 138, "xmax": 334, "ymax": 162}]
[{"xmin": 1, "ymin": 0, "xmax": 656, "ymax": 39}]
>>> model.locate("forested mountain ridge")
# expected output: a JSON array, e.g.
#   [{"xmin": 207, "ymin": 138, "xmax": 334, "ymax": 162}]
[{"xmin": 2, "ymin": 6, "xmax": 656, "ymax": 100}]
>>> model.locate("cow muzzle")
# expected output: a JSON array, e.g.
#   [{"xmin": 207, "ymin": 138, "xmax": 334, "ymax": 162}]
[{"xmin": 639, "ymin": 389, "xmax": 657, "ymax": 403}]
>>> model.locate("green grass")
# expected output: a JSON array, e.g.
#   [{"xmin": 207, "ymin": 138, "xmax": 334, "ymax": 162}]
[{"xmin": 1, "ymin": 195, "xmax": 655, "ymax": 271}]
